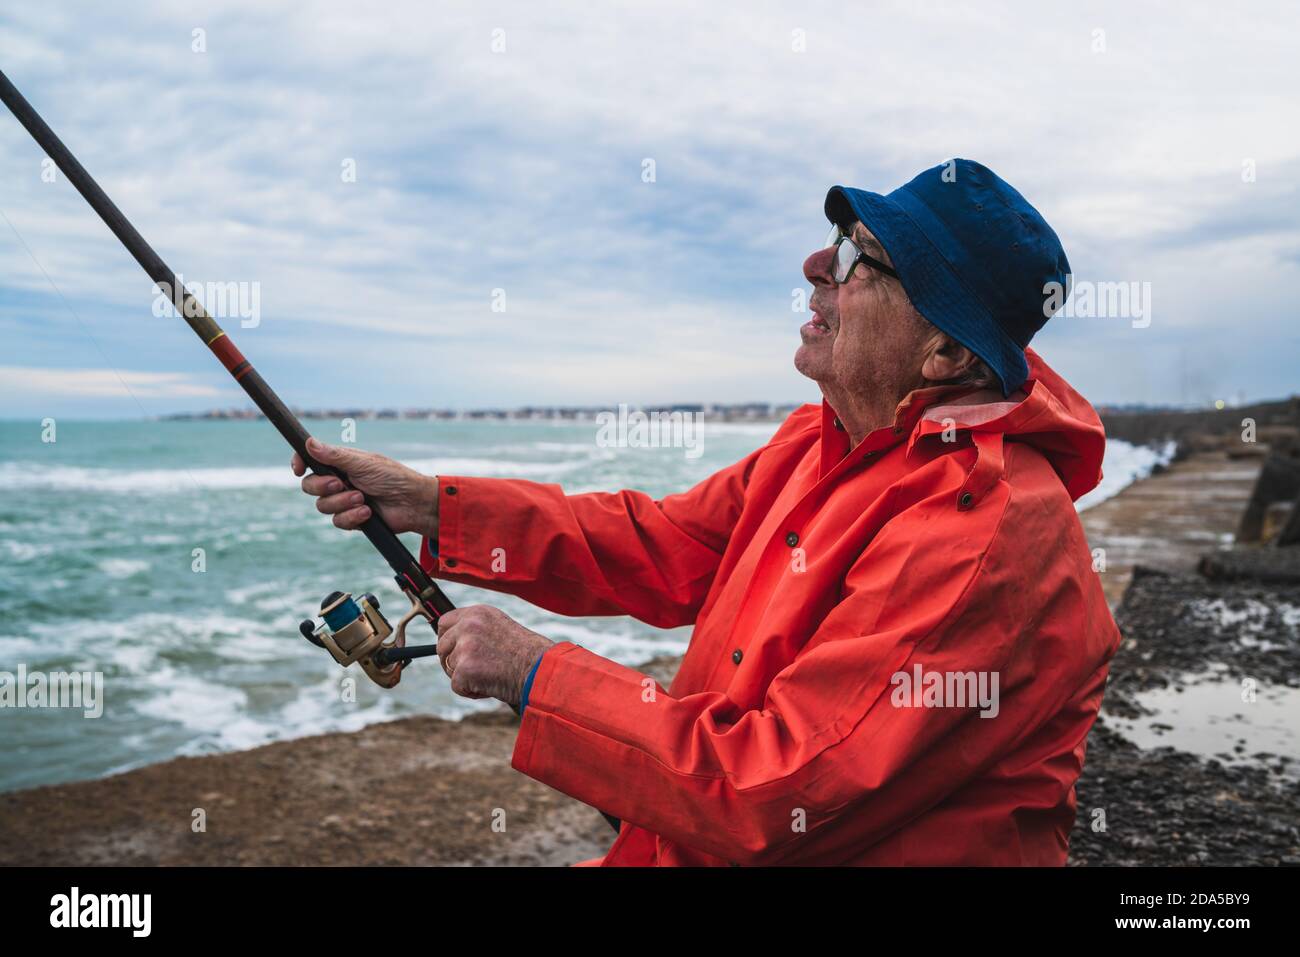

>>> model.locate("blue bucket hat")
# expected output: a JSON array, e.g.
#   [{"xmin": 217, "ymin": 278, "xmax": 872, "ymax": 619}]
[{"xmin": 825, "ymin": 158, "xmax": 1070, "ymax": 395}]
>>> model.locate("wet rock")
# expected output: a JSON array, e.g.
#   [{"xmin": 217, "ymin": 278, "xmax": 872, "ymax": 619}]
[
  {"xmin": 1198, "ymin": 546, "xmax": 1300, "ymax": 585},
  {"xmin": 1104, "ymin": 567, "xmax": 1300, "ymax": 716},
  {"xmin": 1071, "ymin": 559, "xmax": 1300, "ymax": 865},
  {"xmin": 1237, "ymin": 453, "xmax": 1300, "ymax": 544},
  {"xmin": 1070, "ymin": 724, "xmax": 1300, "ymax": 866}
]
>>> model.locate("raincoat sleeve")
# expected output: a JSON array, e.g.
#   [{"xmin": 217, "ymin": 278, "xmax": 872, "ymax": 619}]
[
  {"xmin": 510, "ymin": 485, "xmax": 1085, "ymax": 865},
  {"xmin": 420, "ymin": 444, "xmax": 768, "ymax": 629}
]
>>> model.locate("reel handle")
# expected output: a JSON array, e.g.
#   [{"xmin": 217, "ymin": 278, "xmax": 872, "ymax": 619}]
[
  {"xmin": 298, "ymin": 619, "xmax": 326, "ymax": 648},
  {"xmin": 374, "ymin": 584, "xmax": 440, "ymax": 665},
  {"xmin": 372, "ymin": 644, "xmax": 439, "ymax": 667},
  {"xmin": 394, "ymin": 591, "xmax": 437, "ymax": 650}
]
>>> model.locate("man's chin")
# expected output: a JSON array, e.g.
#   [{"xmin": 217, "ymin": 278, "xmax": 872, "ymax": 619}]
[{"xmin": 793, "ymin": 342, "xmax": 829, "ymax": 381}]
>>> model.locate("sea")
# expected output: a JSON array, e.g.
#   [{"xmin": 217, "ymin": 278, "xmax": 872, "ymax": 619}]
[{"xmin": 0, "ymin": 416, "xmax": 1170, "ymax": 792}]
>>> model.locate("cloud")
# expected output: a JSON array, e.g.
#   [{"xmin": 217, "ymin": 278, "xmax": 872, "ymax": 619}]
[
  {"xmin": 0, "ymin": 365, "xmax": 222, "ymax": 399},
  {"xmin": 0, "ymin": 0, "xmax": 1297, "ymax": 414}
]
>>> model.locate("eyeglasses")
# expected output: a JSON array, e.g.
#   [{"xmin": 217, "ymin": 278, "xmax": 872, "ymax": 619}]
[{"xmin": 824, "ymin": 224, "xmax": 899, "ymax": 283}]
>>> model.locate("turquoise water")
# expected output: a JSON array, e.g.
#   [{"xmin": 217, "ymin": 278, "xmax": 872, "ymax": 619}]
[
  {"xmin": 0, "ymin": 416, "xmax": 777, "ymax": 791},
  {"xmin": 0, "ymin": 417, "xmax": 1161, "ymax": 791}
]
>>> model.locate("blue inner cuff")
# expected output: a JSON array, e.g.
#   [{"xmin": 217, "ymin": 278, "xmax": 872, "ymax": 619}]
[{"xmin": 520, "ymin": 652, "xmax": 545, "ymax": 713}]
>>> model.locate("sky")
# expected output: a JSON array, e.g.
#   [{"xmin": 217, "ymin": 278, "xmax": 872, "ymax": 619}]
[{"xmin": 0, "ymin": 0, "xmax": 1296, "ymax": 419}]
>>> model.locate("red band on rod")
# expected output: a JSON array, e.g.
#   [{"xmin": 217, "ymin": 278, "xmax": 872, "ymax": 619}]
[{"xmin": 207, "ymin": 332, "xmax": 247, "ymax": 374}]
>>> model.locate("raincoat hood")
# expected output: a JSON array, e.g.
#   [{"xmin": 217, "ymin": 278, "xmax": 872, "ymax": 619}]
[{"xmin": 912, "ymin": 346, "xmax": 1106, "ymax": 503}]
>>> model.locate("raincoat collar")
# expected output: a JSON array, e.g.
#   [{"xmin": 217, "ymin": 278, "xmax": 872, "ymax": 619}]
[
  {"xmin": 818, "ymin": 381, "xmax": 981, "ymax": 478},
  {"xmin": 817, "ymin": 347, "xmax": 1107, "ymax": 502}
]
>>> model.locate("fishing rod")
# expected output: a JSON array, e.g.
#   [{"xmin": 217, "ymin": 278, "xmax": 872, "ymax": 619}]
[{"xmin": 0, "ymin": 70, "xmax": 452, "ymax": 688}]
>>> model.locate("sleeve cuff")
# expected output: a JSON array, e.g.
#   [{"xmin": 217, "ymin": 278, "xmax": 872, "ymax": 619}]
[{"xmin": 420, "ymin": 475, "xmax": 465, "ymax": 575}]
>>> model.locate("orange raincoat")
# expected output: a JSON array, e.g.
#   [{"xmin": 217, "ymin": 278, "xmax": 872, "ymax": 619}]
[{"xmin": 423, "ymin": 349, "xmax": 1120, "ymax": 865}]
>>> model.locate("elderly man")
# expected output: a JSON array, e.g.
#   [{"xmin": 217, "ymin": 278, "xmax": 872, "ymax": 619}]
[{"xmin": 293, "ymin": 158, "xmax": 1119, "ymax": 866}]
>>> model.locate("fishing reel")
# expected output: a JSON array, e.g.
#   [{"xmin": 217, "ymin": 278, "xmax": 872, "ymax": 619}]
[{"xmin": 298, "ymin": 589, "xmax": 439, "ymax": 689}]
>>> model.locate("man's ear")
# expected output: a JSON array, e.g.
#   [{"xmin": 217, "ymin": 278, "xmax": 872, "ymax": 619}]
[{"xmin": 921, "ymin": 334, "xmax": 978, "ymax": 382}]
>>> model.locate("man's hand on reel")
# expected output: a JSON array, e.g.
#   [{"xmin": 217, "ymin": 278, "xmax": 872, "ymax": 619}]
[{"xmin": 437, "ymin": 605, "xmax": 554, "ymax": 709}]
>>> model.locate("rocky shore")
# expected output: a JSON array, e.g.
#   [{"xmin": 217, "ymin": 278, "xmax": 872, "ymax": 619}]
[
  {"xmin": 1068, "ymin": 567, "xmax": 1300, "ymax": 865},
  {"xmin": 2, "ymin": 409, "xmax": 1297, "ymax": 867},
  {"xmin": 1069, "ymin": 404, "xmax": 1300, "ymax": 866}
]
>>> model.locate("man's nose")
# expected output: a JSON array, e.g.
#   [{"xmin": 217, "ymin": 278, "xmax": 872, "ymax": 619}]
[{"xmin": 803, "ymin": 246, "xmax": 836, "ymax": 287}]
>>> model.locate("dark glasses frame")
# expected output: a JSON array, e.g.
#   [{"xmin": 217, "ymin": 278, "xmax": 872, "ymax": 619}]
[{"xmin": 824, "ymin": 224, "xmax": 899, "ymax": 283}]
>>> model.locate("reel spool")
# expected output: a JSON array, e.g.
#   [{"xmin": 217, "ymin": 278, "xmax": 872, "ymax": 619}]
[{"xmin": 299, "ymin": 589, "xmax": 438, "ymax": 689}]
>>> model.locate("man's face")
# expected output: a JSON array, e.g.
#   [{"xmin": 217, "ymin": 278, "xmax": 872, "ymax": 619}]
[{"xmin": 795, "ymin": 221, "xmax": 925, "ymax": 394}]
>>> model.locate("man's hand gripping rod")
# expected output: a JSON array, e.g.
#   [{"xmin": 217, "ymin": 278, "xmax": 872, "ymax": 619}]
[{"xmin": 0, "ymin": 70, "xmax": 452, "ymax": 688}]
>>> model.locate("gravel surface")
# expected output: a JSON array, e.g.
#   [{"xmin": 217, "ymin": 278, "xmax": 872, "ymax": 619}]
[
  {"xmin": 1067, "ymin": 565, "xmax": 1300, "ymax": 865},
  {"xmin": 1069, "ymin": 724, "xmax": 1300, "ymax": 866}
]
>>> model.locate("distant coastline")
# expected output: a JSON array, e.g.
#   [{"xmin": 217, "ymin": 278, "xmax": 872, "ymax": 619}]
[
  {"xmin": 159, "ymin": 402, "xmax": 807, "ymax": 424},
  {"xmin": 158, "ymin": 395, "xmax": 1300, "ymax": 432}
]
